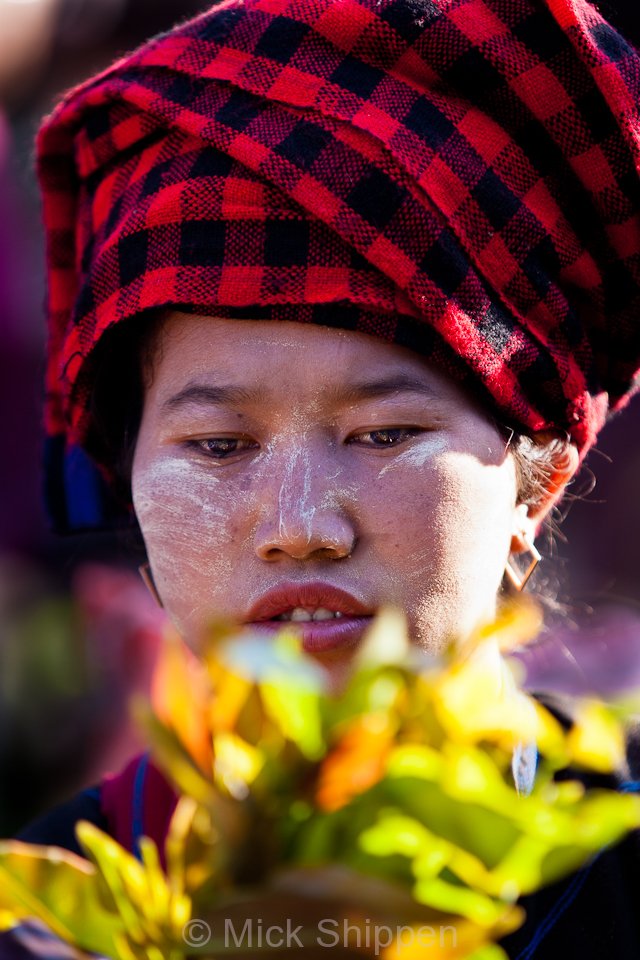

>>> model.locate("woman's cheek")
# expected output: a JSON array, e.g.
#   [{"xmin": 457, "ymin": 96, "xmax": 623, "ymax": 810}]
[
  {"xmin": 132, "ymin": 454, "xmax": 242, "ymax": 637},
  {"xmin": 372, "ymin": 440, "xmax": 517, "ymax": 647},
  {"xmin": 366, "ymin": 441, "xmax": 460, "ymax": 623},
  {"xmin": 424, "ymin": 451, "xmax": 517, "ymax": 623}
]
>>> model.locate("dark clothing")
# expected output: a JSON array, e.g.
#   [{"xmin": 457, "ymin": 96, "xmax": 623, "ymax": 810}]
[
  {"xmin": 500, "ymin": 809, "xmax": 640, "ymax": 958},
  {"xmin": 15, "ymin": 785, "xmax": 107, "ymax": 859}
]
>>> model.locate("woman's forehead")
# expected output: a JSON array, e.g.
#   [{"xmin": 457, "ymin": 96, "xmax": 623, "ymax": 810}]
[{"xmin": 150, "ymin": 311, "xmax": 463, "ymax": 406}]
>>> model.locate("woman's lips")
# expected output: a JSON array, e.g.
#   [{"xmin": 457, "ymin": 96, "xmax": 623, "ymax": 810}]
[
  {"xmin": 247, "ymin": 615, "xmax": 373, "ymax": 653},
  {"xmin": 246, "ymin": 581, "xmax": 372, "ymax": 622},
  {"xmin": 244, "ymin": 581, "xmax": 374, "ymax": 652}
]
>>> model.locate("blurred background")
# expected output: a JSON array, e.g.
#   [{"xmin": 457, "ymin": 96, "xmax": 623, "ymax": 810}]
[{"xmin": 0, "ymin": 0, "xmax": 639, "ymax": 837}]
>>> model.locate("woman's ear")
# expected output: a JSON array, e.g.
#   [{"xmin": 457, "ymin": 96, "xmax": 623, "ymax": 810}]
[{"xmin": 510, "ymin": 433, "xmax": 580, "ymax": 556}]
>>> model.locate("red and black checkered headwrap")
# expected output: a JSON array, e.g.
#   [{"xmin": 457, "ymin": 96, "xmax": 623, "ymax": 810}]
[{"xmin": 38, "ymin": 0, "xmax": 640, "ymax": 533}]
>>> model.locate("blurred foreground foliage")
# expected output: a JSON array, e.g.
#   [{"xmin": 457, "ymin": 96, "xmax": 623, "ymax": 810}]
[
  {"xmin": 0, "ymin": 560, "xmax": 163, "ymax": 835},
  {"xmin": 1, "ymin": 600, "xmax": 639, "ymax": 959}
]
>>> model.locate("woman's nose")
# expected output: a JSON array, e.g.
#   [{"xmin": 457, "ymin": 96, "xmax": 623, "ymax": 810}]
[{"xmin": 253, "ymin": 447, "xmax": 357, "ymax": 562}]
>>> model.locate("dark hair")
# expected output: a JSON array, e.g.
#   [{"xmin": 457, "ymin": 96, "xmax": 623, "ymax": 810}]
[{"xmin": 80, "ymin": 309, "xmax": 169, "ymax": 509}]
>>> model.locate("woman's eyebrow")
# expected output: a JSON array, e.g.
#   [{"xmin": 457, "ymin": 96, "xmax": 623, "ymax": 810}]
[
  {"xmin": 162, "ymin": 383, "xmax": 260, "ymax": 411},
  {"xmin": 161, "ymin": 374, "xmax": 439, "ymax": 411},
  {"xmin": 328, "ymin": 375, "xmax": 440, "ymax": 404}
]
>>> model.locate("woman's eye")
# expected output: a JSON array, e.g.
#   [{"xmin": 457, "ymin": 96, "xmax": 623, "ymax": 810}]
[
  {"xmin": 187, "ymin": 438, "xmax": 257, "ymax": 459},
  {"xmin": 351, "ymin": 428, "xmax": 422, "ymax": 447}
]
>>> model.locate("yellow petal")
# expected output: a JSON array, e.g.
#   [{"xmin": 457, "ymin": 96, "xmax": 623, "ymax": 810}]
[{"xmin": 566, "ymin": 701, "xmax": 626, "ymax": 773}]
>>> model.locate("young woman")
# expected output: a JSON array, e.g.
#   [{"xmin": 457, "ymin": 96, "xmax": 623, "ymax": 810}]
[{"xmin": 10, "ymin": 0, "xmax": 640, "ymax": 955}]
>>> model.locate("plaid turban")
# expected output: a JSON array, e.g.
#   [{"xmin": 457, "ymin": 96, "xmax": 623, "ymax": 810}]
[{"xmin": 38, "ymin": 0, "xmax": 640, "ymax": 534}]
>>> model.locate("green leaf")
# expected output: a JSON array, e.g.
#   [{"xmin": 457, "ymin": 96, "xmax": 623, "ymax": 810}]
[
  {"xmin": 135, "ymin": 705, "xmax": 216, "ymax": 808},
  {"xmin": 261, "ymin": 681, "xmax": 324, "ymax": 760},
  {"xmin": 412, "ymin": 877, "xmax": 509, "ymax": 928},
  {"xmin": 354, "ymin": 607, "xmax": 412, "ymax": 668},
  {"xmin": 219, "ymin": 632, "xmax": 325, "ymax": 690},
  {"xmin": 359, "ymin": 812, "xmax": 437, "ymax": 860},
  {"xmin": 0, "ymin": 841, "xmax": 123, "ymax": 955},
  {"xmin": 465, "ymin": 946, "xmax": 510, "ymax": 960},
  {"xmin": 75, "ymin": 824, "xmax": 149, "ymax": 943}
]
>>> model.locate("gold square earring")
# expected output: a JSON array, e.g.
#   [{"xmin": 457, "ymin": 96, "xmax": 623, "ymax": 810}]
[
  {"xmin": 504, "ymin": 534, "xmax": 541, "ymax": 592},
  {"xmin": 138, "ymin": 561, "xmax": 164, "ymax": 608}
]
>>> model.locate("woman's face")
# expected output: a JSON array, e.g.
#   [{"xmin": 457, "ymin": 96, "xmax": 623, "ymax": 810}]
[{"xmin": 132, "ymin": 313, "xmax": 524, "ymax": 680}]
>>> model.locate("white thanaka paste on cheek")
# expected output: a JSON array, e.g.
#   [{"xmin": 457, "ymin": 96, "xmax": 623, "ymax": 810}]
[
  {"xmin": 376, "ymin": 434, "xmax": 448, "ymax": 478},
  {"xmin": 132, "ymin": 453, "xmax": 237, "ymax": 605},
  {"xmin": 134, "ymin": 456, "xmax": 226, "ymax": 526},
  {"xmin": 319, "ymin": 480, "xmax": 361, "ymax": 510}
]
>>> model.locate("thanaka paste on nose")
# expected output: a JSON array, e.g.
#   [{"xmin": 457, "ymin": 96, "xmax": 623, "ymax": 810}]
[{"xmin": 277, "ymin": 442, "xmax": 315, "ymax": 546}]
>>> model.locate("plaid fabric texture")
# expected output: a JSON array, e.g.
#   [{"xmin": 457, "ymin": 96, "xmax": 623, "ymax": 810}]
[{"xmin": 37, "ymin": 0, "xmax": 640, "ymax": 533}]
